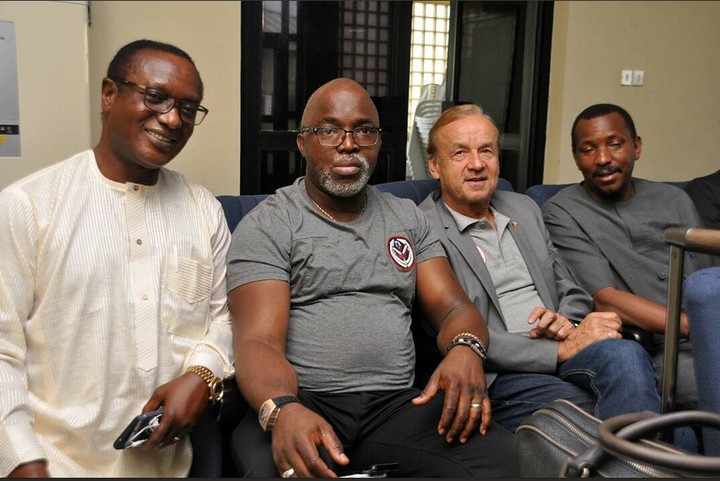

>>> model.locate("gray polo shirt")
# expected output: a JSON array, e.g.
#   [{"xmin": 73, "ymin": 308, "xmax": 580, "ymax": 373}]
[{"xmin": 445, "ymin": 203, "xmax": 545, "ymax": 334}]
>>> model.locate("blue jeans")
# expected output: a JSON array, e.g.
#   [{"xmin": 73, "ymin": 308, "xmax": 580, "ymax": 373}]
[
  {"xmin": 684, "ymin": 266, "xmax": 720, "ymax": 455},
  {"xmin": 489, "ymin": 339, "xmax": 661, "ymax": 433}
]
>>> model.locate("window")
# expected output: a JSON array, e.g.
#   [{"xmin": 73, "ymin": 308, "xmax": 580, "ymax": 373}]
[
  {"xmin": 339, "ymin": 1, "xmax": 392, "ymax": 97},
  {"xmin": 407, "ymin": 1, "xmax": 450, "ymax": 139}
]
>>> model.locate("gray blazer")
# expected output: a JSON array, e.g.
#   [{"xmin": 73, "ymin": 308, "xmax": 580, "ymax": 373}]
[{"xmin": 418, "ymin": 189, "xmax": 593, "ymax": 386}]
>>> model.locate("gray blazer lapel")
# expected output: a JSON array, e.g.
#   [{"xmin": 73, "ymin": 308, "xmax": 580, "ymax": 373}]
[{"xmin": 436, "ymin": 200, "xmax": 506, "ymax": 319}]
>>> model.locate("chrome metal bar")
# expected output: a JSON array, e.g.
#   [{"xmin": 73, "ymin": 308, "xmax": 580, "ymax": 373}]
[
  {"xmin": 661, "ymin": 226, "xmax": 720, "ymax": 414},
  {"xmin": 662, "ymin": 245, "xmax": 684, "ymax": 414},
  {"xmin": 664, "ymin": 227, "xmax": 720, "ymax": 255}
]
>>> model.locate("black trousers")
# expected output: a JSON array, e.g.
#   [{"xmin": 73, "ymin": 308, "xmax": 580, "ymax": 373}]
[{"xmin": 232, "ymin": 388, "xmax": 518, "ymax": 478}]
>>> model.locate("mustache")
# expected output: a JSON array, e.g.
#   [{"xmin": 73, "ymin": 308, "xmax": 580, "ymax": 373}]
[
  {"xmin": 592, "ymin": 166, "xmax": 620, "ymax": 177},
  {"xmin": 332, "ymin": 153, "xmax": 369, "ymax": 167}
]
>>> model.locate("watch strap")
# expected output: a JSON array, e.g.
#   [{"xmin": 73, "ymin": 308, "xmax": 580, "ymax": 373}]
[
  {"xmin": 271, "ymin": 395, "xmax": 300, "ymax": 409},
  {"xmin": 259, "ymin": 395, "xmax": 300, "ymax": 432}
]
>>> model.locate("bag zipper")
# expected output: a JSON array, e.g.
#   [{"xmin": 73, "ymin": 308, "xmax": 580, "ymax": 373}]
[{"xmin": 536, "ymin": 405, "xmax": 675, "ymax": 478}]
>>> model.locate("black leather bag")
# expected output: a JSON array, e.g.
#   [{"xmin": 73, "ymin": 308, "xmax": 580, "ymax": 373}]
[{"xmin": 515, "ymin": 399, "xmax": 720, "ymax": 477}]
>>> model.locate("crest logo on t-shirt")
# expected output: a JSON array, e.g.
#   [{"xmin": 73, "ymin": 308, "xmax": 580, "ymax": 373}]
[{"xmin": 387, "ymin": 235, "xmax": 415, "ymax": 271}]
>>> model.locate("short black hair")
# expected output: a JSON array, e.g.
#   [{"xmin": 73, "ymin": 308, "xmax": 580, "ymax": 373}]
[
  {"xmin": 571, "ymin": 103, "xmax": 638, "ymax": 152},
  {"xmin": 106, "ymin": 39, "xmax": 202, "ymax": 92}
]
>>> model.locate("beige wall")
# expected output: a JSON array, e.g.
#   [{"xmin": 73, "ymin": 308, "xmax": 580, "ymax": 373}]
[
  {"xmin": 0, "ymin": 1, "xmax": 91, "ymax": 190},
  {"xmin": 87, "ymin": 1, "xmax": 241, "ymax": 195},
  {"xmin": 5, "ymin": 2, "xmax": 718, "ymax": 193},
  {"xmin": 545, "ymin": 1, "xmax": 720, "ymax": 184}
]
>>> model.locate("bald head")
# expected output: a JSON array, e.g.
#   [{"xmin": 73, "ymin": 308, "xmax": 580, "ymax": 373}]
[{"xmin": 301, "ymin": 78, "xmax": 379, "ymax": 127}]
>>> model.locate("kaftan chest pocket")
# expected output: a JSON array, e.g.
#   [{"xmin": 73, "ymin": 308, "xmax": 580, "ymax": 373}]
[{"xmin": 162, "ymin": 254, "xmax": 213, "ymax": 339}]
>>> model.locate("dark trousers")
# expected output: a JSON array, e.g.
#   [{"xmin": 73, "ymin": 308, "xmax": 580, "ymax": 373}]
[{"xmin": 232, "ymin": 388, "xmax": 517, "ymax": 478}]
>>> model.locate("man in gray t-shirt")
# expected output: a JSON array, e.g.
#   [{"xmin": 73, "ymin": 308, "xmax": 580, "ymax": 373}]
[
  {"xmin": 543, "ymin": 103, "xmax": 712, "ymax": 413},
  {"xmin": 228, "ymin": 177, "xmax": 443, "ymax": 393},
  {"xmin": 226, "ymin": 78, "xmax": 517, "ymax": 478}
]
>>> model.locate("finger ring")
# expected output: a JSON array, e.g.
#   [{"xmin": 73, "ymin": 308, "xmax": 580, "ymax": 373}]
[
  {"xmin": 282, "ymin": 468, "xmax": 295, "ymax": 478},
  {"xmin": 470, "ymin": 403, "xmax": 482, "ymax": 409}
]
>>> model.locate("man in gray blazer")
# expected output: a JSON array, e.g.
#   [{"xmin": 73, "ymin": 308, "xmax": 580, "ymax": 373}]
[{"xmin": 417, "ymin": 104, "xmax": 661, "ymax": 432}]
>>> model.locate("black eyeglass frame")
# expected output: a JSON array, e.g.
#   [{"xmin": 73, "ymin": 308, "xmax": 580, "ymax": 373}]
[
  {"xmin": 299, "ymin": 126, "xmax": 383, "ymax": 147},
  {"xmin": 110, "ymin": 77, "xmax": 209, "ymax": 125}
]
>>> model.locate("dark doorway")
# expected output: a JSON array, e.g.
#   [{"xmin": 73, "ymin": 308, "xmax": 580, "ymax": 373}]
[
  {"xmin": 240, "ymin": 1, "xmax": 412, "ymax": 195},
  {"xmin": 447, "ymin": 1, "xmax": 553, "ymax": 191}
]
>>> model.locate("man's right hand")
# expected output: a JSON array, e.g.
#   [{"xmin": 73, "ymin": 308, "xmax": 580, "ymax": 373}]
[
  {"xmin": 557, "ymin": 311, "xmax": 622, "ymax": 363},
  {"xmin": 270, "ymin": 403, "xmax": 349, "ymax": 478},
  {"xmin": 8, "ymin": 460, "xmax": 50, "ymax": 478}
]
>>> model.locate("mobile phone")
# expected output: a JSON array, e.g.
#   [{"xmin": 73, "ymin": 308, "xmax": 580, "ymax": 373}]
[
  {"xmin": 113, "ymin": 406, "xmax": 164, "ymax": 449},
  {"xmin": 340, "ymin": 462, "xmax": 400, "ymax": 478}
]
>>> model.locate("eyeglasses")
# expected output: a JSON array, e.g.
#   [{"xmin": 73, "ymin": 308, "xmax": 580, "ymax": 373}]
[
  {"xmin": 111, "ymin": 77, "xmax": 208, "ymax": 125},
  {"xmin": 300, "ymin": 126, "xmax": 382, "ymax": 147}
]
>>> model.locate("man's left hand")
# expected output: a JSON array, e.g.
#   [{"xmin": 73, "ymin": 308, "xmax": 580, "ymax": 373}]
[
  {"xmin": 411, "ymin": 346, "xmax": 490, "ymax": 443},
  {"xmin": 528, "ymin": 307, "xmax": 575, "ymax": 340},
  {"xmin": 141, "ymin": 372, "xmax": 210, "ymax": 449}
]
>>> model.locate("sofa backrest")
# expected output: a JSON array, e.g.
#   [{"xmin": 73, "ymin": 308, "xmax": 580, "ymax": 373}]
[
  {"xmin": 218, "ymin": 177, "xmax": 514, "ymax": 232},
  {"xmin": 524, "ymin": 183, "xmax": 572, "ymax": 207},
  {"xmin": 524, "ymin": 180, "xmax": 690, "ymax": 208}
]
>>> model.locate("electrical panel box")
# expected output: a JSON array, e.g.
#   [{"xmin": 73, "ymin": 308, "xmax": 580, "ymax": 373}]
[{"xmin": 0, "ymin": 21, "xmax": 21, "ymax": 157}]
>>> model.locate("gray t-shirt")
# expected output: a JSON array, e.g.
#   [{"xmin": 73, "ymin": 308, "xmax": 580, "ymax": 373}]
[
  {"xmin": 227, "ymin": 178, "xmax": 445, "ymax": 393},
  {"xmin": 542, "ymin": 178, "xmax": 710, "ymax": 305}
]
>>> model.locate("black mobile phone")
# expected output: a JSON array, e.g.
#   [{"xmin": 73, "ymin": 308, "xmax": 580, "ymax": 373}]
[
  {"xmin": 113, "ymin": 406, "xmax": 165, "ymax": 450},
  {"xmin": 340, "ymin": 462, "xmax": 400, "ymax": 478}
]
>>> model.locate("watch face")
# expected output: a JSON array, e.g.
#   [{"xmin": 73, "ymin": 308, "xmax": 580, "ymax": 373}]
[
  {"xmin": 212, "ymin": 381, "xmax": 224, "ymax": 402},
  {"xmin": 258, "ymin": 402, "xmax": 273, "ymax": 429}
]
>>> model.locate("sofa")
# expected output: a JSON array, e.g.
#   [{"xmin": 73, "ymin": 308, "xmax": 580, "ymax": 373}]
[
  {"xmin": 195, "ymin": 177, "xmax": 719, "ymax": 474},
  {"xmin": 217, "ymin": 177, "xmax": 514, "ymax": 232},
  {"xmin": 524, "ymin": 180, "xmax": 690, "ymax": 208}
]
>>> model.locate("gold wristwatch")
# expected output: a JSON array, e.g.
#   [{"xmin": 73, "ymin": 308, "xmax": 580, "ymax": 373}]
[
  {"xmin": 186, "ymin": 365, "xmax": 224, "ymax": 404},
  {"xmin": 258, "ymin": 396, "xmax": 300, "ymax": 432}
]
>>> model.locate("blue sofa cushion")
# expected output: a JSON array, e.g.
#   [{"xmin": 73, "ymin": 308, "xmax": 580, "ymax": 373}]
[
  {"xmin": 524, "ymin": 183, "xmax": 572, "ymax": 207},
  {"xmin": 218, "ymin": 178, "xmax": 514, "ymax": 232},
  {"xmin": 524, "ymin": 180, "xmax": 690, "ymax": 208},
  {"xmin": 217, "ymin": 194, "xmax": 270, "ymax": 233}
]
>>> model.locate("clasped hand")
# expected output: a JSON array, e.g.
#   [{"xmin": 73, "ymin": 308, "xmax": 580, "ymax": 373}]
[{"xmin": 535, "ymin": 310, "xmax": 623, "ymax": 363}]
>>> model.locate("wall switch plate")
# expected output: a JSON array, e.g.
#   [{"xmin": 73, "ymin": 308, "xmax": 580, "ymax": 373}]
[
  {"xmin": 621, "ymin": 70, "xmax": 633, "ymax": 86},
  {"xmin": 632, "ymin": 70, "xmax": 645, "ymax": 86}
]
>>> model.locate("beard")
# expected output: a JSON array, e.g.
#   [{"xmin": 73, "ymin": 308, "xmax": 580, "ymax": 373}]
[
  {"xmin": 317, "ymin": 153, "xmax": 372, "ymax": 197},
  {"xmin": 592, "ymin": 184, "xmax": 623, "ymax": 200},
  {"xmin": 589, "ymin": 166, "xmax": 628, "ymax": 200}
]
